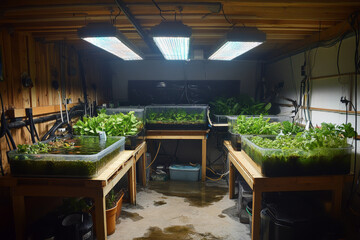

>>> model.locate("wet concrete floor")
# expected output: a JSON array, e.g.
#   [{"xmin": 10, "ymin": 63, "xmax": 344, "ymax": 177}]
[{"xmin": 109, "ymin": 180, "xmax": 250, "ymax": 240}]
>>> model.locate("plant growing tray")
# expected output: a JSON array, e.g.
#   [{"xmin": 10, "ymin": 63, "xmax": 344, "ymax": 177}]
[
  {"xmin": 241, "ymin": 135, "xmax": 352, "ymax": 177},
  {"xmin": 105, "ymin": 107, "xmax": 145, "ymax": 124},
  {"xmin": 228, "ymin": 115, "xmax": 293, "ymax": 151},
  {"xmin": 145, "ymin": 104, "xmax": 209, "ymax": 130},
  {"xmin": 125, "ymin": 128, "xmax": 145, "ymax": 150},
  {"xmin": 8, "ymin": 136, "xmax": 125, "ymax": 178}
]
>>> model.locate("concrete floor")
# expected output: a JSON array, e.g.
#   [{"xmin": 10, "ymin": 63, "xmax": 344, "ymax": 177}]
[{"xmin": 108, "ymin": 180, "xmax": 251, "ymax": 240}]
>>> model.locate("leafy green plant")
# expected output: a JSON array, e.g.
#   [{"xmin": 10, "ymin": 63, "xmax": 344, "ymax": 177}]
[
  {"xmin": 147, "ymin": 109, "xmax": 205, "ymax": 124},
  {"xmin": 241, "ymin": 123, "xmax": 355, "ymax": 176},
  {"xmin": 73, "ymin": 111, "xmax": 142, "ymax": 136},
  {"xmin": 17, "ymin": 139, "xmax": 75, "ymax": 154},
  {"xmin": 250, "ymin": 123, "xmax": 355, "ymax": 150},
  {"xmin": 209, "ymin": 95, "xmax": 271, "ymax": 116},
  {"xmin": 232, "ymin": 115, "xmax": 303, "ymax": 135},
  {"xmin": 106, "ymin": 189, "xmax": 124, "ymax": 210}
]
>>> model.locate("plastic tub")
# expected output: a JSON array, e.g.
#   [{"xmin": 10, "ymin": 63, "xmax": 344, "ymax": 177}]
[
  {"xmin": 105, "ymin": 107, "xmax": 145, "ymax": 124},
  {"xmin": 8, "ymin": 136, "xmax": 125, "ymax": 178},
  {"xmin": 169, "ymin": 164, "xmax": 200, "ymax": 181},
  {"xmin": 227, "ymin": 115, "xmax": 293, "ymax": 151},
  {"xmin": 241, "ymin": 135, "xmax": 352, "ymax": 177},
  {"xmin": 145, "ymin": 105, "xmax": 209, "ymax": 130}
]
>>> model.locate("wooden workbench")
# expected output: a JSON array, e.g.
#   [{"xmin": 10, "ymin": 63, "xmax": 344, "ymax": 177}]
[
  {"xmin": 0, "ymin": 141, "xmax": 147, "ymax": 240},
  {"xmin": 145, "ymin": 130, "xmax": 209, "ymax": 181},
  {"xmin": 224, "ymin": 141, "xmax": 349, "ymax": 240}
]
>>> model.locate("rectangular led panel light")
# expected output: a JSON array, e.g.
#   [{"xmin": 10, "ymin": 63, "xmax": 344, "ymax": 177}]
[
  {"xmin": 153, "ymin": 37, "xmax": 190, "ymax": 60},
  {"xmin": 83, "ymin": 36, "xmax": 143, "ymax": 60},
  {"xmin": 208, "ymin": 41, "xmax": 263, "ymax": 61}
]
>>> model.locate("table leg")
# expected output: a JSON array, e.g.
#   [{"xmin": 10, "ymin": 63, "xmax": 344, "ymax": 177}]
[
  {"xmin": 94, "ymin": 195, "xmax": 107, "ymax": 240},
  {"xmin": 229, "ymin": 161, "xmax": 235, "ymax": 199},
  {"xmin": 128, "ymin": 163, "xmax": 136, "ymax": 204},
  {"xmin": 201, "ymin": 138, "xmax": 206, "ymax": 181},
  {"xmin": 141, "ymin": 152, "xmax": 147, "ymax": 186},
  {"xmin": 252, "ymin": 188, "xmax": 262, "ymax": 240},
  {"xmin": 12, "ymin": 194, "xmax": 26, "ymax": 240},
  {"xmin": 331, "ymin": 182, "xmax": 343, "ymax": 218}
]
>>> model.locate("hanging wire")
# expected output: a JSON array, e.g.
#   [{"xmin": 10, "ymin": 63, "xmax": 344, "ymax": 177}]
[
  {"xmin": 113, "ymin": 7, "xmax": 122, "ymax": 25},
  {"xmin": 221, "ymin": 4, "xmax": 236, "ymax": 28}
]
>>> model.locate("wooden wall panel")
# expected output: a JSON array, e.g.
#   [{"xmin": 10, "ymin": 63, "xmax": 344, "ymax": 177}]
[{"xmin": 0, "ymin": 30, "xmax": 112, "ymax": 175}]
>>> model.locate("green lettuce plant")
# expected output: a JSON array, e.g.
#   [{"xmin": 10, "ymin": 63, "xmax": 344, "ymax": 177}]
[{"xmin": 73, "ymin": 110, "xmax": 142, "ymax": 136}]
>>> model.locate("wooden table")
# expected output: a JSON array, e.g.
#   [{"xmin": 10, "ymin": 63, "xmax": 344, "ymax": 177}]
[
  {"xmin": 145, "ymin": 130, "xmax": 209, "ymax": 181},
  {"xmin": 0, "ymin": 141, "xmax": 147, "ymax": 240},
  {"xmin": 224, "ymin": 141, "xmax": 349, "ymax": 240}
]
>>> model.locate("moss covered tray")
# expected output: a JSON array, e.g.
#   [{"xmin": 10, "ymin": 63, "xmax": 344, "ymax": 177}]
[{"xmin": 8, "ymin": 136, "xmax": 125, "ymax": 178}]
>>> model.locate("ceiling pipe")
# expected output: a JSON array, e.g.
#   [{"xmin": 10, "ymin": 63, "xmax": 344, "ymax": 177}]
[
  {"xmin": 114, "ymin": 0, "xmax": 160, "ymax": 57},
  {"xmin": 126, "ymin": 2, "xmax": 221, "ymax": 11}
]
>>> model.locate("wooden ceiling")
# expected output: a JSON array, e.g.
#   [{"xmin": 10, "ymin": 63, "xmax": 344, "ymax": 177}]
[{"xmin": 1, "ymin": 0, "xmax": 360, "ymax": 61}]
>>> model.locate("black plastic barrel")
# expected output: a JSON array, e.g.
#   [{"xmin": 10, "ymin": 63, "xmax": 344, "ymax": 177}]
[{"xmin": 60, "ymin": 212, "xmax": 93, "ymax": 240}]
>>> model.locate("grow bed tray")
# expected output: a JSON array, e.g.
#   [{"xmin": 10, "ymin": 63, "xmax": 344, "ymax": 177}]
[
  {"xmin": 105, "ymin": 107, "xmax": 145, "ymax": 123},
  {"xmin": 125, "ymin": 128, "xmax": 145, "ymax": 150},
  {"xmin": 228, "ymin": 115, "xmax": 293, "ymax": 151},
  {"xmin": 8, "ymin": 136, "xmax": 125, "ymax": 178},
  {"xmin": 145, "ymin": 105, "xmax": 208, "ymax": 130},
  {"xmin": 241, "ymin": 135, "xmax": 352, "ymax": 177}
]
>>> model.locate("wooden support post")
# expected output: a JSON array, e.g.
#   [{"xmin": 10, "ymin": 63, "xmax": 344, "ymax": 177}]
[
  {"xmin": 94, "ymin": 195, "xmax": 107, "ymax": 240},
  {"xmin": 331, "ymin": 181, "xmax": 343, "ymax": 218},
  {"xmin": 252, "ymin": 188, "xmax": 262, "ymax": 240},
  {"xmin": 128, "ymin": 162, "xmax": 136, "ymax": 204},
  {"xmin": 141, "ymin": 152, "xmax": 147, "ymax": 186},
  {"xmin": 12, "ymin": 195, "xmax": 26, "ymax": 240},
  {"xmin": 202, "ymin": 138, "xmax": 206, "ymax": 181},
  {"xmin": 229, "ymin": 161, "xmax": 235, "ymax": 199}
]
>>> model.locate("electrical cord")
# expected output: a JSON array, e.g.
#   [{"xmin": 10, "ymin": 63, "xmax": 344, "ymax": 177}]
[
  {"xmin": 146, "ymin": 142, "xmax": 161, "ymax": 169},
  {"xmin": 347, "ymin": 11, "xmax": 360, "ymax": 208}
]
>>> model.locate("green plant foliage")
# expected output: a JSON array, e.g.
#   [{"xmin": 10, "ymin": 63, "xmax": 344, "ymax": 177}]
[
  {"xmin": 73, "ymin": 111, "xmax": 142, "ymax": 136},
  {"xmin": 17, "ymin": 139, "xmax": 75, "ymax": 154},
  {"xmin": 147, "ymin": 109, "xmax": 205, "ymax": 124},
  {"xmin": 232, "ymin": 115, "xmax": 303, "ymax": 135},
  {"xmin": 241, "ymin": 123, "xmax": 355, "ymax": 176},
  {"xmin": 209, "ymin": 95, "xmax": 271, "ymax": 116},
  {"xmin": 251, "ymin": 122, "xmax": 356, "ymax": 150}
]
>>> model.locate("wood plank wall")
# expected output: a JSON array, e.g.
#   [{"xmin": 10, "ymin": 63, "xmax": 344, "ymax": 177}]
[{"xmin": 0, "ymin": 29, "xmax": 112, "ymax": 175}]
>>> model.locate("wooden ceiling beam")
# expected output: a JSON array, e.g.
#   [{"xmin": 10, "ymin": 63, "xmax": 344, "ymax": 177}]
[{"xmin": 264, "ymin": 16, "xmax": 358, "ymax": 61}]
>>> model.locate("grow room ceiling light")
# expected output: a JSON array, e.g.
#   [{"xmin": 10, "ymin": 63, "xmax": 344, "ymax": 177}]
[
  {"xmin": 151, "ymin": 21, "xmax": 191, "ymax": 60},
  {"xmin": 208, "ymin": 27, "xmax": 266, "ymax": 61},
  {"xmin": 78, "ymin": 23, "xmax": 143, "ymax": 60}
]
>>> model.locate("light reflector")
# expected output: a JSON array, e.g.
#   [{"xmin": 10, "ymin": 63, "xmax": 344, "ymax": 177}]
[
  {"xmin": 83, "ymin": 37, "xmax": 142, "ymax": 60},
  {"xmin": 209, "ymin": 41, "xmax": 263, "ymax": 61},
  {"xmin": 208, "ymin": 27, "xmax": 266, "ymax": 61},
  {"xmin": 78, "ymin": 23, "xmax": 143, "ymax": 60},
  {"xmin": 153, "ymin": 37, "xmax": 190, "ymax": 60},
  {"xmin": 151, "ymin": 21, "xmax": 192, "ymax": 60}
]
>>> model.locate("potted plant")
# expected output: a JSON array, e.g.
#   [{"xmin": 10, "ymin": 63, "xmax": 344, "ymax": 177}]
[
  {"xmin": 105, "ymin": 189, "xmax": 125, "ymax": 235},
  {"xmin": 105, "ymin": 190, "xmax": 118, "ymax": 235}
]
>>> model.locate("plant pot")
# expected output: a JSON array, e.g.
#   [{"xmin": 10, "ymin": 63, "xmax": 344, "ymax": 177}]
[
  {"xmin": 105, "ymin": 205, "xmax": 117, "ymax": 235},
  {"xmin": 116, "ymin": 192, "xmax": 125, "ymax": 220}
]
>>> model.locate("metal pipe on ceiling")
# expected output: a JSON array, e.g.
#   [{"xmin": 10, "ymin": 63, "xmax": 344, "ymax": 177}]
[{"xmin": 115, "ymin": 0, "xmax": 160, "ymax": 56}]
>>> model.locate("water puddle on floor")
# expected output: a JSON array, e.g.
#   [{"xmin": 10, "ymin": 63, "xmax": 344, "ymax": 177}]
[
  {"xmin": 154, "ymin": 200, "xmax": 167, "ymax": 206},
  {"xmin": 121, "ymin": 210, "xmax": 144, "ymax": 221},
  {"xmin": 133, "ymin": 225, "xmax": 221, "ymax": 240},
  {"xmin": 148, "ymin": 181, "xmax": 227, "ymax": 207}
]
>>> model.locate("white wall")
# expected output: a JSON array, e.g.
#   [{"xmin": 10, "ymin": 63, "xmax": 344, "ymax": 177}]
[
  {"xmin": 265, "ymin": 35, "xmax": 360, "ymax": 206},
  {"xmin": 265, "ymin": 36, "xmax": 358, "ymax": 126},
  {"xmin": 110, "ymin": 60, "xmax": 261, "ymax": 102}
]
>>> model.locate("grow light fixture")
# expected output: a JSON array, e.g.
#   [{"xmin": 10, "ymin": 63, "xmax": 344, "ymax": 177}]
[
  {"xmin": 152, "ymin": 21, "xmax": 191, "ymax": 60},
  {"xmin": 78, "ymin": 23, "xmax": 143, "ymax": 60},
  {"xmin": 208, "ymin": 27, "xmax": 266, "ymax": 61}
]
